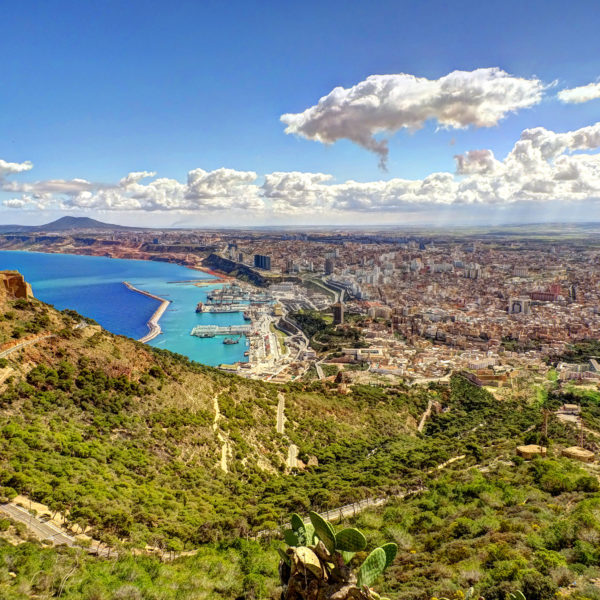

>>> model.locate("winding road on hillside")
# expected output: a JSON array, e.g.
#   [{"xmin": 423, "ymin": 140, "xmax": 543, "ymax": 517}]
[
  {"xmin": 0, "ymin": 503, "xmax": 76, "ymax": 546},
  {"xmin": 0, "ymin": 333, "xmax": 53, "ymax": 359}
]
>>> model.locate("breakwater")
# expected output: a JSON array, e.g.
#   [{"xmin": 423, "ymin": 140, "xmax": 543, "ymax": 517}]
[{"xmin": 123, "ymin": 281, "xmax": 170, "ymax": 343}]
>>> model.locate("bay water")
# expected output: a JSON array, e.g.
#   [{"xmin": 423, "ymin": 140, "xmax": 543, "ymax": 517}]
[{"xmin": 0, "ymin": 251, "xmax": 248, "ymax": 366}]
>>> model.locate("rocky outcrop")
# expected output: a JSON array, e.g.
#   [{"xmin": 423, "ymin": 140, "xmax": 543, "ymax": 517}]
[{"xmin": 0, "ymin": 271, "xmax": 33, "ymax": 301}]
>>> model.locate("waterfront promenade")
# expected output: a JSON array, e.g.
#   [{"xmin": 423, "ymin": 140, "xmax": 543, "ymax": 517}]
[{"xmin": 123, "ymin": 281, "xmax": 170, "ymax": 343}]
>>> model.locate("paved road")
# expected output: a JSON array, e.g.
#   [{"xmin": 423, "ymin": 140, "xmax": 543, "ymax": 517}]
[
  {"xmin": 0, "ymin": 503, "xmax": 112, "ymax": 557},
  {"xmin": 0, "ymin": 503, "xmax": 76, "ymax": 546},
  {"xmin": 0, "ymin": 334, "xmax": 53, "ymax": 359}
]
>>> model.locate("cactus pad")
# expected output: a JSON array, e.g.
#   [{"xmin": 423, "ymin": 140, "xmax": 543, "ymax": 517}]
[
  {"xmin": 302, "ymin": 522, "xmax": 315, "ymax": 546},
  {"xmin": 357, "ymin": 547, "xmax": 386, "ymax": 588},
  {"xmin": 291, "ymin": 513, "xmax": 304, "ymax": 532},
  {"xmin": 293, "ymin": 546, "xmax": 323, "ymax": 578},
  {"xmin": 309, "ymin": 511, "xmax": 336, "ymax": 554},
  {"xmin": 284, "ymin": 528, "xmax": 299, "ymax": 547},
  {"xmin": 336, "ymin": 527, "xmax": 367, "ymax": 552},
  {"xmin": 380, "ymin": 542, "xmax": 398, "ymax": 568}
]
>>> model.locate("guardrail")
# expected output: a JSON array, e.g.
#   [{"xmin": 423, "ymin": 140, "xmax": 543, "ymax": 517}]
[{"xmin": 253, "ymin": 486, "xmax": 425, "ymax": 539}]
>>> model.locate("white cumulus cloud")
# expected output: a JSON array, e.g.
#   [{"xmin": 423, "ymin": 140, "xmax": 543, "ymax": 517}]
[
  {"xmin": 281, "ymin": 68, "xmax": 545, "ymax": 168},
  {"xmin": 262, "ymin": 172, "xmax": 333, "ymax": 212},
  {"xmin": 2, "ymin": 121, "xmax": 600, "ymax": 217},
  {"xmin": 1, "ymin": 165, "xmax": 262, "ymax": 212},
  {"xmin": 558, "ymin": 81, "xmax": 600, "ymax": 104},
  {"xmin": 0, "ymin": 159, "xmax": 33, "ymax": 179}
]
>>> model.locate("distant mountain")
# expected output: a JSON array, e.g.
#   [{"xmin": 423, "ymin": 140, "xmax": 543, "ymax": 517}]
[
  {"xmin": 0, "ymin": 216, "xmax": 139, "ymax": 234},
  {"xmin": 32, "ymin": 216, "xmax": 133, "ymax": 231}
]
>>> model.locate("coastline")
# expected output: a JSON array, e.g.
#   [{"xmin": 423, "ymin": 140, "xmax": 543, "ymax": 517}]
[
  {"xmin": 123, "ymin": 281, "xmax": 171, "ymax": 343},
  {"xmin": 0, "ymin": 249, "xmax": 256, "ymax": 367},
  {"xmin": 0, "ymin": 247, "xmax": 228, "ymax": 282}
]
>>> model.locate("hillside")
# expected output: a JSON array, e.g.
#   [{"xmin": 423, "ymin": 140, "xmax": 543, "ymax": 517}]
[
  {"xmin": 0, "ymin": 278, "xmax": 600, "ymax": 599},
  {"xmin": 0, "ymin": 288, "xmax": 430, "ymax": 547}
]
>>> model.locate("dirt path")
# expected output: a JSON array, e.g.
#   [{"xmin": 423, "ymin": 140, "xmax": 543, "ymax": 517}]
[
  {"xmin": 276, "ymin": 392, "xmax": 285, "ymax": 434},
  {"xmin": 417, "ymin": 399, "xmax": 433, "ymax": 432},
  {"xmin": 0, "ymin": 366, "xmax": 13, "ymax": 386},
  {"xmin": 212, "ymin": 395, "xmax": 230, "ymax": 473},
  {"xmin": 212, "ymin": 395, "xmax": 220, "ymax": 431},
  {"xmin": 287, "ymin": 444, "xmax": 298, "ymax": 468},
  {"xmin": 557, "ymin": 412, "xmax": 600, "ymax": 439}
]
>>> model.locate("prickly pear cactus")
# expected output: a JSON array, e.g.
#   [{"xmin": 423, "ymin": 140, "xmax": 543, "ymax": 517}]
[{"xmin": 280, "ymin": 512, "xmax": 396, "ymax": 600}]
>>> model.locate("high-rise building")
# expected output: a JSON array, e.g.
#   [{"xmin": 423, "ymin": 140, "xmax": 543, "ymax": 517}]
[
  {"xmin": 325, "ymin": 258, "xmax": 335, "ymax": 275},
  {"xmin": 254, "ymin": 254, "xmax": 271, "ymax": 270},
  {"xmin": 332, "ymin": 302, "xmax": 344, "ymax": 325},
  {"xmin": 569, "ymin": 284, "xmax": 577, "ymax": 301}
]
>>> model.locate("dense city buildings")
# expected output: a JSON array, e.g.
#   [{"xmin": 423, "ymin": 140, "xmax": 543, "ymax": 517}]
[{"xmin": 3, "ymin": 222, "xmax": 600, "ymax": 383}]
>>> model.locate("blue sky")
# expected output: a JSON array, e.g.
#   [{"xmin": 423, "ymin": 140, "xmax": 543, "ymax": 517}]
[{"xmin": 1, "ymin": 0, "xmax": 600, "ymax": 226}]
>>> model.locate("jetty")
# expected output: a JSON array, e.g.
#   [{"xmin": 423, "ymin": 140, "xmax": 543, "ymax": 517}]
[{"xmin": 123, "ymin": 281, "xmax": 171, "ymax": 343}]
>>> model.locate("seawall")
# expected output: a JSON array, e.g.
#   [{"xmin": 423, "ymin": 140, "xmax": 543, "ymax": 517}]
[{"xmin": 123, "ymin": 281, "xmax": 171, "ymax": 343}]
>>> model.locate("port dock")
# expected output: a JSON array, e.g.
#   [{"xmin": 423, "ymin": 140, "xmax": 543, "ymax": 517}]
[
  {"xmin": 191, "ymin": 324, "xmax": 252, "ymax": 338},
  {"xmin": 123, "ymin": 281, "xmax": 171, "ymax": 343}
]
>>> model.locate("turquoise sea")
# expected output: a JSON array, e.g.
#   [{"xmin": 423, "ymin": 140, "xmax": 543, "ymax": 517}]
[{"xmin": 0, "ymin": 251, "xmax": 248, "ymax": 366}]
